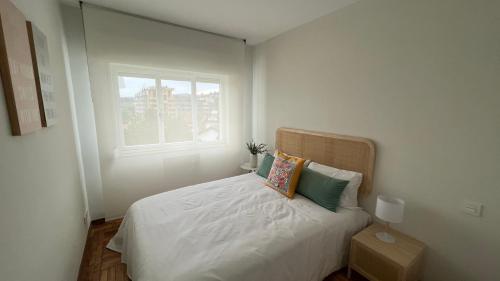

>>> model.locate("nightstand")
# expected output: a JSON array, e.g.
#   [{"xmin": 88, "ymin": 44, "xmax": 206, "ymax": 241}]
[
  {"xmin": 240, "ymin": 162, "xmax": 258, "ymax": 173},
  {"xmin": 348, "ymin": 223, "xmax": 425, "ymax": 281}
]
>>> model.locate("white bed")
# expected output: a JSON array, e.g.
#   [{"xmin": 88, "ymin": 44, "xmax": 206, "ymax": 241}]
[
  {"xmin": 108, "ymin": 127, "xmax": 376, "ymax": 281},
  {"xmin": 108, "ymin": 173, "xmax": 371, "ymax": 281}
]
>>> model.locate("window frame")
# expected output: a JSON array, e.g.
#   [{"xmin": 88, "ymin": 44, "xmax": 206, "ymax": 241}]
[{"xmin": 110, "ymin": 63, "xmax": 228, "ymax": 157}]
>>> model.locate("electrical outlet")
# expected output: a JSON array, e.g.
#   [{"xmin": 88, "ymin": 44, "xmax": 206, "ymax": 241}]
[{"xmin": 462, "ymin": 201, "xmax": 483, "ymax": 217}]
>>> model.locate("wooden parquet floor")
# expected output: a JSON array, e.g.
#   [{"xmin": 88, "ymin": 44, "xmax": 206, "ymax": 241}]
[
  {"xmin": 78, "ymin": 219, "xmax": 130, "ymax": 281},
  {"xmin": 78, "ymin": 219, "xmax": 367, "ymax": 281}
]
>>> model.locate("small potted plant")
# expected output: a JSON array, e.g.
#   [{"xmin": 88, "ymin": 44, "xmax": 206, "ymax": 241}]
[{"xmin": 246, "ymin": 141, "xmax": 267, "ymax": 168}]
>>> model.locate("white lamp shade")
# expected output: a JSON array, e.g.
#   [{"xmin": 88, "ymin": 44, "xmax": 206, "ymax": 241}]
[{"xmin": 375, "ymin": 195, "xmax": 405, "ymax": 223}]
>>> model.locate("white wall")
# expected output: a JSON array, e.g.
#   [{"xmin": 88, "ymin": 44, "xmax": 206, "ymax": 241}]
[
  {"xmin": 82, "ymin": 5, "xmax": 252, "ymax": 219},
  {"xmin": 60, "ymin": 4, "xmax": 104, "ymax": 220},
  {"xmin": 253, "ymin": 0, "xmax": 500, "ymax": 280},
  {"xmin": 0, "ymin": 0, "xmax": 88, "ymax": 280}
]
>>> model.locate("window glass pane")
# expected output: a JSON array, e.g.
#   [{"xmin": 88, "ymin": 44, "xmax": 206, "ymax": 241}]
[
  {"xmin": 161, "ymin": 80, "xmax": 193, "ymax": 143},
  {"xmin": 118, "ymin": 76, "xmax": 159, "ymax": 146},
  {"xmin": 196, "ymin": 81, "xmax": 220, "ymax": 142}
]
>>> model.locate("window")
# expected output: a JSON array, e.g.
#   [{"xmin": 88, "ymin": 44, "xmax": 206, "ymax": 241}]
[{"xmin": 112, "ymin": 64, "xmax": 225, "ymax": 153}]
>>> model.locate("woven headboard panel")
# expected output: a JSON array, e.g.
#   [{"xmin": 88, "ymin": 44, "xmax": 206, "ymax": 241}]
[{"xmin": 275, "ymin": 128, "xmax": 376, "ymax": 196}]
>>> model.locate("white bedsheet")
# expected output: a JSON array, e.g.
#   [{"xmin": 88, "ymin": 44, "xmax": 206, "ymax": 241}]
[{"xmin": 107, "ymin": 173, "xmax": 371, "ymax": 281}]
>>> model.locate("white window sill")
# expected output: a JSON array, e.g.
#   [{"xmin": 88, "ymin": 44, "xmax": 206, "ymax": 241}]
[{"xmin": 113, "ymin": 141, "xmax": 226, "ymax": 158}]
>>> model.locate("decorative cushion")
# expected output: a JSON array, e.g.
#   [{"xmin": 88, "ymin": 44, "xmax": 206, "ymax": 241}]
[
  {"xmin": 296, "ymin": 167, "xmax": 349, "ymax": 212},
  {"xmin": 308, "ymin": 162, "xmax": 363, "ymax": 207},
  {"xmin": 257, "ymin": 153, "xmax": 275, "ymax": 178},
  {"xmin": 266, "ymin": 151, "xmax": 305, "ymax": 198}
]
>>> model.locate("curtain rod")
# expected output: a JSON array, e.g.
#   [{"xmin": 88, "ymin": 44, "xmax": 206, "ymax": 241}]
[{"xmin": 78, "ymin": 1, "xmax": 247, "ymax": 44}]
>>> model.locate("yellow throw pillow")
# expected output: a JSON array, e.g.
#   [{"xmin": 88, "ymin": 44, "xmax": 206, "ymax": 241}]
[{"xmin": 266, "ymin": 151, "xmax": 306, "ymax": 198}]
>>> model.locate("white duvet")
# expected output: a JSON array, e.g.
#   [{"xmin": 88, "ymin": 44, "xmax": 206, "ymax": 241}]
[{"xmin": 108, "ymin": 173, "xmax": 370, "ymax": 281}]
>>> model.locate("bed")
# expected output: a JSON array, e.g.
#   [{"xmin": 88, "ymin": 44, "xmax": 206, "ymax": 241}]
[{"xmin": 108, "ymin": 128, "xmax": 376, "ymax": 281}]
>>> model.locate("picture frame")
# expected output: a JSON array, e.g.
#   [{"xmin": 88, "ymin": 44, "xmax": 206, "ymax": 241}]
[
  {"xmin": 27, "ymin": 21, "xmax": 56, "ymax": 127},
  {"xmin": 0, "ymin": 0, "xmax": 41, "ymax": 135}
]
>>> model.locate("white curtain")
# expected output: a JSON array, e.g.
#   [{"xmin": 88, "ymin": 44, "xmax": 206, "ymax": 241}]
[{"xmin": 82, "ymin": 4, "xmax": 252, "ymax": 219}]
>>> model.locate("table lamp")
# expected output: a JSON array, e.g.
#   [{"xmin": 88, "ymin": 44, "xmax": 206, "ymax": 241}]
[{"xmin": 375, "ymin": 195, "xmax": 405, "ymax": 243}]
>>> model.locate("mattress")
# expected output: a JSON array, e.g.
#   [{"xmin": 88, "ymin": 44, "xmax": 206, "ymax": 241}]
[{"xmin": 107, "ymin": 173, "xmax": 371, "ymax": 281}]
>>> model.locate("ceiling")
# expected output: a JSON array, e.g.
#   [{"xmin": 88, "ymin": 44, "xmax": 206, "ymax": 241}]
[{"xmin": 62, "ymin": 0, "xmax": 358, "ymax": 45}]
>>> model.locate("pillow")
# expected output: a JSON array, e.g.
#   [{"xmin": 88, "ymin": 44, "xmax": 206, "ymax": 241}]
[
  {"xmin": 257, "ymin": 153, "xmax": 274, "ymax": 178},
  {"xmin": 296, "ymin": 167, "xmax": 349, "ymax": 212},
  {"xmin": 266, "ymin": 151, "xmax": 306, "ymax": 198},
  {"xmin": 308, "ymin": 162, "xmax": 363, "ymax": 208}
]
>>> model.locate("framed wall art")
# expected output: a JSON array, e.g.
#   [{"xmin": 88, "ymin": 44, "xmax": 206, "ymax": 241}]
[
  {"xmin": 27, "ymin": 21, "xmax": 56, "ymax": 127},
  {"xmin": 0, "ymin": 0, "xmax": 41, "ymax": 135}
]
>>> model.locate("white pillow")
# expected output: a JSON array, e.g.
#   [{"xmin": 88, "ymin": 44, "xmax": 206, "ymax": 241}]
[{"xmin": 307, "ymin": 162, "xmax": 363, "ymax": 208}]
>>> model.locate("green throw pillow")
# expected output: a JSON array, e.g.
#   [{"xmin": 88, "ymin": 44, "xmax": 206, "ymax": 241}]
[
  {"xmin": 296, "ymin": 167, "xmax": 349, "ymax": 212},
  {"xmin": 256, "ymin": 153, "xmax": 274, "ymax": 178}
]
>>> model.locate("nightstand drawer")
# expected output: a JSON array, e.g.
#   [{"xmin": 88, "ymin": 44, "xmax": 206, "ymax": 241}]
[{"xmin": 351, "ymin": 241, "xmax": 400, "ymax": 281}]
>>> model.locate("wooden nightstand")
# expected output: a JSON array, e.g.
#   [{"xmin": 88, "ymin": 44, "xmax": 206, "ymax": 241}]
[{"xmin": 348, "ymin": 223, "xmax": 425, "ymax": 281}]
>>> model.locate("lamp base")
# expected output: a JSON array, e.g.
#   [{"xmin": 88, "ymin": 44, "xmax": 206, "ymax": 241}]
[{"xmin": 376, "ymin": 231, "xmax": 396, "ymax": 243}]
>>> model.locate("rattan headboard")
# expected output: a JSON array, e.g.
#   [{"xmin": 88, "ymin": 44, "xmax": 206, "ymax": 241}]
[{"xmin": 275, "ymin": 128, "xmax": 376, "ymax": 197}]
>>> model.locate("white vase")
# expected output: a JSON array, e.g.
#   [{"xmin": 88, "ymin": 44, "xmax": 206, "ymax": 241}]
[{"xmin": 249, "ymin": 154, "xmax": 258, "ymax": 168}]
